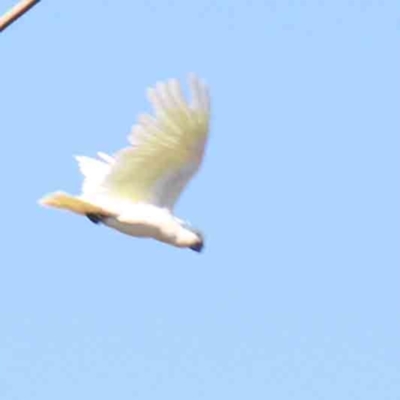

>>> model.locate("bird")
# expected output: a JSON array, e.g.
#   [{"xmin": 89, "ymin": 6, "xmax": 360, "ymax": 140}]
[{"xmin": 38, "ymin": 74, "xmax": 211, "ymax": 253}]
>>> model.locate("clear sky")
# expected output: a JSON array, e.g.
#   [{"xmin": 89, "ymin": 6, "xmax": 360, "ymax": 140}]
[{"xmin": 1, "ymin": 0, "xmax": 399, "ymax": 399}]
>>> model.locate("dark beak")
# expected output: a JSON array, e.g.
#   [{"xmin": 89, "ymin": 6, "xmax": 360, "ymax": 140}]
[{"xmin": 189, "ymin": 241, "xmax": 204, "ymax": 253}]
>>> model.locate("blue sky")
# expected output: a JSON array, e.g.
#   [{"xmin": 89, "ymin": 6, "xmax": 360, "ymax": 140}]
[{"xmin": 1, "ymin": 0, "xmax": 400, "ymax": 398}]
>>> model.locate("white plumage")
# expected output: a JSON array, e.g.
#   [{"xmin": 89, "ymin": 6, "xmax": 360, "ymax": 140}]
[{"xmin": 39, "ymin": 74, "xmax": 211, "ymax": 252}]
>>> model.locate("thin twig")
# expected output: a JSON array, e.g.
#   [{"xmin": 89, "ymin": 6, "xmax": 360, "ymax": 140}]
[{"xmin": 0, "ymin": 0, "xmax": 40, "ymax": 33}]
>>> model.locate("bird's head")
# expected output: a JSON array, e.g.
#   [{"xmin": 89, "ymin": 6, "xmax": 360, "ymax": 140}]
[
  {"xmin": 175, "ymin": 223, "xmax": 204, "ymax": 253},
  {"xmin": 189, "ymin": 233, "xmax": 204, "ymax": 253}
]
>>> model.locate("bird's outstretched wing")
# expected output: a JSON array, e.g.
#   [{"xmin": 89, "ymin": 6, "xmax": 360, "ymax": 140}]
[
  {"xmin": 101, "ymin": 73, "xmax": 211, "ymax": 210},
  {"xmin": 39, "ymin": 74, "xmax": 211, "ymax": 217}
]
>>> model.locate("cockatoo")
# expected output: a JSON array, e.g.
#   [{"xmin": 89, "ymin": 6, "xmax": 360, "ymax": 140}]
[{"xmin": 39, "ymin": 74, "xmax": 211, "ymax": 252}]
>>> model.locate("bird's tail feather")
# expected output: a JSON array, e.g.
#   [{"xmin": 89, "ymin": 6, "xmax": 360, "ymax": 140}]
[{"xmin": 38, "ymin": 191, "xmax": 113, "ymax": 216}]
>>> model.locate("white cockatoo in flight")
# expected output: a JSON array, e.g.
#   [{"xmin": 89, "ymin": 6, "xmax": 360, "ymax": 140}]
[{"xmin": 39, "ymin": 74, "xmax": 211, "ymax": 252}]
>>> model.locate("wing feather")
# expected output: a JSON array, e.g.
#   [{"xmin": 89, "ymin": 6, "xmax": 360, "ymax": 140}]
[{"xmin": 102, "ymin": 74, "xmax": 211, "ymax": 209}]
